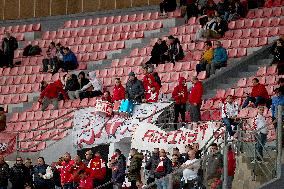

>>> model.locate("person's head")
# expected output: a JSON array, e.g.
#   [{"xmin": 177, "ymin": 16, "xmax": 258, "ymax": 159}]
[
  {"xmin": 0, "ymin": 107, "xmax": 4, "ymax": 115},
  {"xmin": 78, "ymin": 169, "xmax": 88, "ymax": 179},
  {"xmin": 128, "ymin": 72, "xmax": 136, "ymax": 81},
  {"xmin": 56, "ymin": 43, "xmax": 62, "ymax": 50},
  {"xmin": 172, "ymin": 154, "xmax": 179, "ymax": 163},
  {"xmin": 153, "ymin": 148, "xmax": 159, "ymax": 155},
  {"xmin": 205, "ymin": 41, "xmax": 212, "ymax": 50},
  {"xmin": 63, "ymin": 47, "xmax": 70, "ymax": 54},
  {"xmin": 103, "ymin": 91, "xmax": 110, "ymax": 99},
  {"xmin": 85, "ymin": 150, "xmax": 93, "ymax": 160},
  {"xmin": 210, "ymin": 143, "xmax": 218, "ymax": 155},
  {"xmin": 157, "ymin": 38, "xmax": 162, "ymax": 45},
  {"xmin": 159, "ymin": 149, "xmax": 166, "ymax": 157},
  {"xmin": 252, "ymin": 78, "xmax": 259, "ymax": 86},
  {"xmin": 279, "ymin": 78, "xmax": 284, "ymax": 86},
  {"xmin": 78, "ymin": 71, "xmax": 86, "ymax": 80},
  {"xmin": 115, "ymin": 78, "xmax": 121, "ymax": 86},
  {"xmin": 37, "ymin": 157, "xmax": 45, "ymax": 166},
  {"xmin": 179, "ymin": 77, "xmax": 186, "ymax": 86},
  {"xmin": 167, "ymin": 35, "xmax": 175, "ymax": 44},
  {"xmin": 136, "ymin": 180, "xmax": 144, "ymax": 188},
  {"xmin": 172, "ymin": 148, "xmax": 180, "ymax": 156},
  {"xmin": 73, "ymin": 155, "xmax": 82, "ymax": 164},
  {"xmin": 192, "ymin": 143, "xmax": 199, "ymax": 152},
  {"xmin": 258, "ymin": 106, "xmax": 265, "ymax": 115},
  {"xmin": 226, "ymin": 95, "xmax": 234, "ymax": 104},
  {"xmin": 49, "ymin": 42, "xmax": 55, "ymax": 48},
  {"xmin": 95, "ymin": 151, "xmax": 101, "ymax": 157},
  {"xmin": 16, "ymin": 157, "xmax": 23, "ymax": 165},
  {"xmin": 215, "ymin": 41, "xmax": 222, "ymax": 47},
  {"xmin": 130, "ymin": 148, "xmax": 138, "ymax": 156},
  {"xmin": 0, "ymin": 155, "xmax": 4, "ymax": 164},
  {"xmin": 185, "ymin": 145, "xmax": 193, "ymax": 153},
  {"xmin": 65, "ymin": 73, "xmax": 72, "ymax": 81},
  {"xmin": 274, "ymin": 88, "xmax": 283, "ymax": 97},
  {"xmin": 142, "ymin": 65, "xmax": 148, "ymax": 75},
  {"xmin": 24, "ymin": 158, "xmax": 32, "ymax": 167},
  {"xmin": 4, "ymin": 31, "xmax": 10, "ymax": 38},
  {"xmin": 114, "ymin": 149, "xmax": 121, "ymax": 156},
  {"xmin": 192, "ymin": 76, "xmax": 199, "ymax": 84},
  {"xmin": 63, "ymin": 152, "xmax": 71, "ymax": 162},
  {"xmin": 187, "ymin": 149, "xmax": 196, "ymax": 160}
]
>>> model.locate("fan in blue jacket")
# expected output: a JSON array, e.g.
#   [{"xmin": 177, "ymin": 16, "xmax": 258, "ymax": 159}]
[
  {"xmin": 208, "ymin": 41, "xmax": 228, "ymax": 76},
  {"xmin": 63, "ymin": 47, "xmax": 78, "ymax": 71},
  {"xmin": 271, "ymin": 88, "xmax": 284, "ymax": 129}
]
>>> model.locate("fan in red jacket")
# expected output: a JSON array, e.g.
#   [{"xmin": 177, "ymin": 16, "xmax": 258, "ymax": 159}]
[
  {"xmin": 112, "ymin": 78, "xmax": 125, "ymax": 102},
  {"xmin": 71, "ymin": 155, "xmax": 89, "ymax": 188},
  {"xmin": 59, "ymin": 152, "xmax": 75, "ymax": 188},
  {"xmin": 242, "ymin": 78, "xmax": 269, "ymax": 108},
  {"xmin": 172, "ymin": 77, "xmax": 188, "ymax": 129},
  {"xmin": 144, "ymin": 75, "xmax": 160, "ymax": 103},
  {"xmin": 227, "ymin": 146, "xmax": 236, "ymax": 188},
  {"xmin": 189, "ymin": 77, "xmax": 203, "ymax": 122},
  {"xmin": 88, "ymin": 152, "xmax": 106, "ymax": 187},
  {"xmin": 38, "ymin": 80, "xmax": 69, "ymax": 111}
]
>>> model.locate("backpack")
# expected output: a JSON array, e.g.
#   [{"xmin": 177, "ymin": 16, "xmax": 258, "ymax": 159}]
[
  {"xmin": 23, "ymin": 45, "xmax": 32, "ymax": 56},
  {"xmin": 28, "ymin": 45, "xmax": 42, "ymax": 56}
]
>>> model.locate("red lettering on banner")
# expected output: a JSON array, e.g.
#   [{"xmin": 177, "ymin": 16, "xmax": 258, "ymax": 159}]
[
  {"xmin": 178, "ymin": 131, "xmax": 187, "ymax": 144},
  {"xmin": 142, "ymin": 130, "xmax": 155, "ymax": 142},
  {"xmin": 168, "ymin": 130, "xmax": 181, "ymax": 144},
  {"xmin": 151, "ymin": 131, "xmax": 160, "ymax": 143},
  {"xmin": 187, "ymin": 132, "xmax": 198, "ymax": 144},
  {"xmin": 157, "ymin": 132, "xmax": 169, "ymax": 143},
  {"xmin": 199, "ymin": 123, "xmax": 208, "ymax": 140}
]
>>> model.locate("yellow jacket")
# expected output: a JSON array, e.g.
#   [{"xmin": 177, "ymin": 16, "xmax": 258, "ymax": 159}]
[{"xmin": 202, "ymin": 48, "xmax": 214, "ymax": 64}]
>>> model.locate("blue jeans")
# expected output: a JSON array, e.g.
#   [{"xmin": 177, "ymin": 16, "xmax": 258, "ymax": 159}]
[
  {"xmin": 255, "ymin": 133, "xmax": 267, "ymax": 160},
  {"xmin": 242, "ymin": 96, "xmax": 266, "ymax": 109},
  {"xmin": 63, "ymin": 183, "xmax": 74, "ymax": 189},
  {"xmin": 156, "ymin": 178, "xmax": 168, "ymax": 189},
  {"xmin": 222, "ymin": 118, "xmax": 236, "ymax": 136},
  {"xmin": 0, "ymin": 186, "xmax": 7, "ymax": 189}
]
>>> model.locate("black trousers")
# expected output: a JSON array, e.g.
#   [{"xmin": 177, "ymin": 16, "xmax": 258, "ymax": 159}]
[
  {"xmin": 130, "ymin": 180, "xmax": 138, "ymax": 189},
  {"xmin": 62, "ymin": 61, "xmax": 78, "ymax": 72},
  {"xmin": 174, "ymin": 103, "xmax": 186, "ymax": 123},
  {"xmin": 160, "ymin": 1, "xmax": 176, "ymax": 13},
  {"xmin": 5, "ymin": 52, "xmax": 14, "ymax": 66},
  {"xmin": 79, "ymin": 90, "xmax": 103, "ymax": 100}
]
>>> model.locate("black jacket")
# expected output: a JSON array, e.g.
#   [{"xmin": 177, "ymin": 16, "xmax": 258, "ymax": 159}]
[
  {"xmin": 2, "ymin": 36, "xmax": 18, "ymax": 54},
  {"xmin": 215, "ymin": 20, "xmax": 228, "ymax": 36},
  {"xmin": 79, "ymin": 78, "xmax": 90, "ymax": 90},
  {"xmin": 145, "ymin": 153, "xmax": 160, "ymax": 178},
  {"xmin": 151, "ymin": 41, "xmax": 168, "ymax": 57},
  {"xmin": 126, "ymin": 78, "xmax": 145, "ymax": 102},
  {"xmin": 0, "ymin": 162, "xmax": 9, "ymax": 187},
  {"xmin": 65, "ymin": 75, "xmax": 80, "ymax": 91},
  {"xmin": 169, "ymin": 39, "xmax": 185, "ymax": 60},
  {"xmin": 154, "ymin": 157, "xmax": 173, "ymax": 179},
  {"xmin": 9, "ymin": 164, "xmax": 30, "ymax": 188}
]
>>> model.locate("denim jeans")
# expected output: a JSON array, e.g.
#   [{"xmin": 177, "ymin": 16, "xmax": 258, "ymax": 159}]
[
  {"xmin": 242, "ymin": 96, "xmax": 266, "ymax": 109},
  {"xmin": 255, "ymin": 133, "xmax": 267, "ymax": 160},
  {"xmin": 0, "ymin": 186, "xmax": 7, "ymax": 189},
  {"xmin": 63, "ymin": 183, "xmax": 74, "ymax": 189},
  {"xmin": 156, "ymin": 178, "xmax": 168, "ymax": 189},
  {"xmin": 222, "ymin": 118, "xmax": 236, "ymax": 136}
]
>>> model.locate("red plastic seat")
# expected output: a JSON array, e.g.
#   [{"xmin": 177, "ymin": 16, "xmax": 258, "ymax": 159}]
[
  {"xmin": 268, "ymin": 27, "xmax": 279, "ymax": 36},
  {"xmin": 215, "ymin": 89, "xmax": 225, "ymax": 99},
  {"xmin": 235, "ymin": 20, "xmax": 245, "ymax": 29},
  {"xmin": 256, "ymin": 66, "xmax": 267, "ymax": 76},
  {"xmin": 272, "ymin": 7, "xmax": 282, "ymax": 17},
  {"xmin": 253, "ymin": 18, "xmax": 263, "ymax": 28},
  {"xmin": 265, "ymin": 76, "xmax": 277, "ymax": 85},
  {"xmin": 250, "ymin": 28, "xmax": 260, "ymax": 38},
  {"xmin": 259, "ymin": 28, "xmax": 269, "ymax": 37},
  {"xmin": 201, "ymin": 111, "xmax": 211, "ymax": 121},
  {"xmin": 235, "ymin": 88, "xmax": 244, "ymax": 97},
  {"xmin": 201, "ymin": 99, "xmax": 214, "ymax": 110},
  {"xmin": 244, "ymin": 19, "xmax": 253, "ymax": 28},
  {"xmin": 9, "ymin": 112, "xmax": 19, "ymax": 122},
  {"xmin": 211, "ymin": 110, "xmax": 221, "ymax": 121},
  {"xmin": 237, "ymin": 48, "xmax": 247, "ymax": 57},
  {"xmin": 266, "ymin": 65, "xmax": 277, "ymax": 75},
  {"xmin": 228, "ymin": 49, "xmax": 237, "ymax": 58},
  {"xmin": 254, "ymin": 9, "xmax": 264, "ymax": 18}
]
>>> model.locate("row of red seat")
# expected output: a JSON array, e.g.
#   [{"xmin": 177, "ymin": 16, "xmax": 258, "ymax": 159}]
[
  {"xmin": 18, "ymin": 141, "xmax": 46, "ymax": 152},
  {"xmin": 18, "ymin": 129, "xmax": 69, "ymax": 141},
  {"xmin": 247, "ymin": 6, "xmax": 284, "ymax": 18},
  {"xmin": 0, "ymin": 94, "xmax": 28, "ymax": 105},
  {"xmin": 0, "ymin": 33, "xmax": 25, "ymax": 41},
  {"xmin": 0, "ymin": 84, "xmax": 40, "ymax": 94},
  {"xmin": 63, "ymin": 10, "xmax": 181, "ymax": 28},
  {"xmin": 32, "ymin": 31, "xmax": 144, "ymax": 48},
  {"xmin": 45, "ymin": 21, "xmax": 162, "ymax": 40},
  {"xmin": 228, "ymin": 17, "xmax": 284, "ymax": 30},
  {"xmin": 0, "ymin": 23, "xmax": 41, "ymax": 34},
  {"xmin": 265, "ymin": 0, "xmax": 284, "ymax": 7}
]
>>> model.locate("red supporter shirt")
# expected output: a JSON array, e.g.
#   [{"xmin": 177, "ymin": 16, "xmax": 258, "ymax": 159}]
[
  {"xmin": 79, "ymin": 177, "xmax": 94, "ymax": 189},
  {"xmin": 71, "ymin": 162, "xmax": 88, "ymax": 183},
  {"xmin": 189, "ymin": 81, "xmax": 203, "ymax": 105},
  {"xmin": 88, "ymin": 156, "xmax": 106, "ymax": 180},
  {"xmin": 112, "ymin": 84, "xmax": 125, "ymax": 102},
  {"xmin": 172, "ymin": 77, "xmax": 188, "ymax": 104},
  {"xmin": 251, "ymin": 83, "xmax": 269, "ymax": 99},
  {"xmin": 60, "ymin": 160, "xmax": 75, "ymax": 184},
  {"xmin": 39, "ymin": 80, "xmax": 69, "ymax": 100}
]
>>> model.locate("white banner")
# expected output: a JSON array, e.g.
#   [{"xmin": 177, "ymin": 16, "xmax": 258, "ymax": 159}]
[
  {"xmin": 131, "ymin": 122, "xmax": 224, "ymax": 154},
  {"xmin": 72, "ymin": 102, "xmax": 173, "ymax": 149}
]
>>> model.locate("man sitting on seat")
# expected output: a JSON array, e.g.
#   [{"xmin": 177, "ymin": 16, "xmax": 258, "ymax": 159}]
[
  {"xmin": 146, "ymin": 38, "xmax": 168, "ymax": 66},
  {"xmin": 242, "ymin": 78, "xmax": 269, "ymax": 109},
  {"xmin": 62, "ymin": 47, "xmax": 78, "ymax": 72},
  {"xmin": 196, "ymin": 41, "xmax": 214, "ymax": 77},
  {"xmin": 207, "ymin": 41, "xmax": 228, "ymax": 76},
  {"xmin": 126, "ymin": 72, "xmax": 144, "ymax": 103},
  {"xmin": 38, "ymin": 80, "xmax": 69, "ymax": 111}
]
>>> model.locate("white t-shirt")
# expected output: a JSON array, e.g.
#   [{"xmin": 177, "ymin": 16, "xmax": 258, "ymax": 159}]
[{"xmin": 182, "ymin": 158, "xmax": 200, "ymax": 181}]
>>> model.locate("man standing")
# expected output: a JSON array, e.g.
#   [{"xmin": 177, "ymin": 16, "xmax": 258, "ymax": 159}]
[
  {"xmin": 221, "ymin": 95, "xmax": 239, "ymax": 137},
  {"xmin": 145, "ymin": 148, "xmax": 160, "ymax": 184},
  {"xmin": 125, "ymin": 72, "xmax": 144, "ymax": 103},
  {"xmin": 71, "ymin": 155, "xmax": 87, "ymax": 189},
  {"xmin": 208, "ymin": 41, "xmax": 228, "ymax": 76},
  {"xmin": 128, "ymin": 148, "xmax": 144, "ymax": 189},
  {"xmin": 205, "ymin": 143, "xmax": 223, "ymax": 188},
  {"xmin": 83, "ymin": 150, "xmax": 93, "ymax": 166},
  {"xmin": 172, "ymin": 77, "xmax": 188, "ymax": 129},
  {"xmin": 189, "ymin": 77, "xmax": 203, "ymax": 122},
  {"xmin": 242, "ymin": 78, "xmax": 269, "ymax": 108},
  {"xmin": 0, "ymin": 107, "xmax": 6, "ymax": 132},
  {"xmin": 154, "ymin": 149, "xmax": 172, "ymax": 189},
  {"xmin": 172, "ymin": 148, "xmax": 184, "ymax": 165},
  {"xmin": 33, "ymin": 157, "xmax": 53, "ymax": 189},
  {"xmin": 2, "ymin": 32, "xmax": 18, "ymax": 67},
  {"xmin": 112, "ymin": 149, "xmax": 126, "ymax": 189},
  {"xmin": 60, "ymin": 153, "xmax": 75, "ymax": 189},
  {"xmin": 88, "ymin": 152, "xmax": 106, "ymax": 187},
  {"xmin": 9, "ymin": 157, "xmax": 30, "ymax": 189},
  {"xmin": 38, "ymin": 80, "xmax": 69, "ymax": 111},
  {"xmin": 0, "ymin": 155, "xmax": 9, "ymax": 189}
]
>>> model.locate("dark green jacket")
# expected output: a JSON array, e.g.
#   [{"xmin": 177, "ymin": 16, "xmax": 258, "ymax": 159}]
[{"xmin": 128, "ymin": 153, "xmax": 144, "ymax": 182}]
